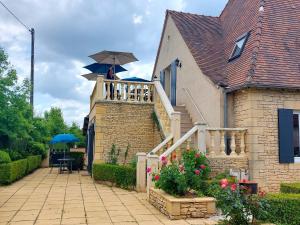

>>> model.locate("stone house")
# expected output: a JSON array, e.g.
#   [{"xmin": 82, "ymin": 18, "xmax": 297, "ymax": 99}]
[
  {"xmin": 152, "ymin": 0, "xmax": 300, "ymax": 192},
  {"xmin": 86, "ymin": 0, "xmax": 300, "ymax": 192}
]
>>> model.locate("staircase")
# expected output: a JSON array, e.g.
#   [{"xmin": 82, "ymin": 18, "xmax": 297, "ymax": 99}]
[{"xmin": 173, "ymin": 105, "xmax": 193, "ymax": 137}]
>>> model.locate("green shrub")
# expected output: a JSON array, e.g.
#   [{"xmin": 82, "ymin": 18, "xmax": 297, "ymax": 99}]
[
  {"xmin": 0, "ymin": 159, "xmax": 28, "ymax": 184},
  {"xmin": 27, "ymin": 142, "xmax": 47, "ymax": 159},
  {"xmin": 0, "ymin": 150, "xmax": 11, "ymax": 164},
  {"xmin": 262, "ymin": 193, "xmax": 300, "ymax": 225},
  {"xmin": 27, "ymin": 155, "xmax": 41, "ymax": 173},
  {"xmin": 153, "ymin": 150, "xmax": 211, "ymax": 196},
  {"xmin": 69, "ymin": 152, "xmax": 84, "ymax": 170},
  {"xmin": 6, "ymin": 150, "xmax": 24, "ymax": 161},
  {"xmin": 281, "ymin": 183, "xmax": 300, "ymax": 194},
  {"xmin": 155, "ymin": 164, "xmax": 188, "ymax": 196},
  {"xmin": 93, "ymin": 163, "xmax": 136, "ymax": 189}
]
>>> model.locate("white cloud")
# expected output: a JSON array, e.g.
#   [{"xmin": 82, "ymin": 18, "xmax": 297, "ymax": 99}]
[
  {"xmin": 132, "ymin": 14, "xmax": 143, "ymax": 24},
  {"xmin": 0, "ymin": 0, "xmax": 228, "ymax": 127}
]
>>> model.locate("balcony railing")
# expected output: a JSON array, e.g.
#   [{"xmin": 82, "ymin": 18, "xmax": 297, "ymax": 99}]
[{"xmin": 90, "ymin": 76, "xmax": 155, "ymax": 109}]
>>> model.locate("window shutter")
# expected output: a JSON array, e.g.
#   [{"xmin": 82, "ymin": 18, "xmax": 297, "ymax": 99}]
[
  {"xmin": 278, "ymin": 108, "xmax": 294, "ymax": 163},
  {"xmin": 170, "ymin": 61, "xmax": 177, "ymax": 106},
  {"xmin": 160, "ymin": 71, "xmax": 165, "ymax": 88}
]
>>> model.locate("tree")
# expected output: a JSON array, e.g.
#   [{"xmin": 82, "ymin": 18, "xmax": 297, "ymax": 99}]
[
  {"xmin": 68, "ymin": 122, "xmax": 85, "ymax": 147},
  {"xmin": 0, "ymin": 48, "xmax": 33, "ymax": 149},
  {"xmin": 44, "ymin": 107, "xmax": 67, "ymax": 136}
]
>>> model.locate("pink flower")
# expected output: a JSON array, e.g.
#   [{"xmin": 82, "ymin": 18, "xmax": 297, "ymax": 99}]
[
  {"xmin": 200, "ymin": 164, "xmax": 206, "ymax": 169},
  {"xmin": 221, "ymin": 184, "xmax": 227, "ymax": 189},
  {"xmin": 146, "ymin": 167, "xmax": 151, "ymax": 173},
  {"xmin": 154, "ymin": 175, "xmax": 160, "ymax": 181},
  {"xmin": 195, "ymin": 153, "xmax": 200, "ymax": 158},
  {"xmin": 179, "ymin": 164, "xmax": 184, "ymax": 172},
  {"xmin": 220, "ymin": 179, "xmax": 229, "ymax": 188},
  {"xmin": 194, "ymin": 169, "xmax": 200, "ymax": 175},
  {"xmin": 161, "ymin": 156, "xmax": 167, "ymax": 161},
  {"xmin": 162, "ymin": 159, "xmax": 168, "ymax": 165},
  {"xmin": 231, "ymin": 184, "xmax": 237, "ymax": 191}
]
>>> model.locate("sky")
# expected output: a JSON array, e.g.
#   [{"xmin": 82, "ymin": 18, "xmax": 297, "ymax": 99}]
[{"xmin": 0, "ymin": 0, "xmax": 228, "ymax": 126}]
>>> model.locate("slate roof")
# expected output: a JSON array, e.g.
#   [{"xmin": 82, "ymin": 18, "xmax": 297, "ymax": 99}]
[{"xmin": 154, "ymin": 0, "xmax": 300, "ymax": 90}]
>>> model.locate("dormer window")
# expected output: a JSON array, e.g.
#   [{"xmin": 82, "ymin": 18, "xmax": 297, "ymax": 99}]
[{"xmin": 229, "ymin": 32, "xmax": 250, "ymax": 62}]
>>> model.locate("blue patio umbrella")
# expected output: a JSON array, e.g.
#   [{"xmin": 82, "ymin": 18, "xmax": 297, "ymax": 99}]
[
  {"xmin": 121, "ymin": 77, "xmax": 150, "ymax": 82},
  {"xmin": 84, "ymin": 63, "xmax": 127, "ymax": 75},
  {"xmin": 50, "ymin": 134, "xmax": 80, "ymax": 144}
]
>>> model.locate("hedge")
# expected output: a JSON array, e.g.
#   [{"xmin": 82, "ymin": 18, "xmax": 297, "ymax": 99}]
[
  {"xmin": 93, "ymin": 163, "xmax": 136, "ymax": 189},
  {"xmin": 0, "ymin": 159, "xmax": 28, "ymax": 184},
  {"xmin": 0, "ymin": 155, "xmax": 42, "ymax": 185},
  {"xmin": 27, "ymin": 155, "xmax": 42, "ymax": 173},
  {"xmin": 0, "ymin": 150, "xmax": 11, "ymax": 164},
  {"xmin": 280, "ymin": 183, "xmax": 300, "ymax": 194},
  {"xmin": 262, "ymin": 193, "xmax": 300, "ymax": 225}
]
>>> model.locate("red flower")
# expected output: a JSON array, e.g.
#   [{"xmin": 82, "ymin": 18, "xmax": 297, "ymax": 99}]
[
  {"xmin": 146, "ymin": 167, "xmax": 151, "ymax": 173},
  {"xmin": 231, "ymin": 184, "xmax": 237, "ymax": 191},
  {"xmin": 179, "ymin": 164, "xmax": 184, "ymax": 172},
  {"xmin": 154, "ymin": 175, "xmax": 160, "ymax": 181},
  {"xmin": 220, "ymin": 179, "xmax": 229, "ymax": 188},
  {"xmin": 161, "ymin": 156, "xmax": 167, "ymax": 161},
  {"xmin": 194, "ymin": 169, "xmax": 200, "ymax": 175},
  {"xmin": 200, "ymin": 164, "xmax": 206, "ymax": 169},
  {"xmin": 162, "ymin": 159, "xmax": 168, "ymax": 165},
  {"xmin": 195, "ymin": 153, "xmax": 200, "ymax": 158}
]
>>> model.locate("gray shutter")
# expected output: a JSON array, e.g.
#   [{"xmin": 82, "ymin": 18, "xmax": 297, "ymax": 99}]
[
  {"xmin": 160, "ymin": 71, "xmax": 165, "ymax": 88},
  {"xmin": 278, "ymin": 108, "xmax": 294, "ymax": 163},
  {"xmin": 170, "ymin": 61, "xmax": 177, "ymax": 106}
]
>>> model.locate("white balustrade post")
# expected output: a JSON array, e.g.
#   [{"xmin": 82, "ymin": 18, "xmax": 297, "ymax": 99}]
[
  {"xmin": 195, "ymin": 123, "xmax": 207, "ymax": 154},
  {"xmin": 240, "ymin": 130, "xmax": 246, "ymax": 156},
  {"xmin": 127, "ymin": 83, "xmax": 131, "ymax": 101},
  {"xmin": 114, "ymin": 81, "xmax": 118, "ymax": 100},
  {"xmin": 96, "ymin": 76, "xmax": 104, "ymax": 100},
  {"xmin": 208, "ymin": 130, "xmax": 216, "ymax": 156},
  {"xmin": 146, "ymin": 154, "xmax": 159, "ymax": 198},
  {"xmin": 147, "ymin": 84, "xmax": 152, "ymax": 103},
  {"xmin": 220, "ymin": 130, "xmax": 227, "ymax": 156},
  {"xmin": 141, "ymin": 84, "xmax": 145, "ymax": 102},
  {"xmin": 230, "ymin": 131, "xmax": 237, "ymax": 156},
  {"xmin": 134, "ymin": 84, "xmax": 138, "ymax": 101},
  {"xmin": 171, "ymin": 112, "xmax": 181, "ymax": 142},
  {"xmin": 136, "ymin": 153, "xmax": 147, "ymax": 192}
]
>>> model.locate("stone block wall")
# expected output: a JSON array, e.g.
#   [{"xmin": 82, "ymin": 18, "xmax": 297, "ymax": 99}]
[
  {"xmin": 208, "ymin": 156, "xmax": 248, "ymax": 177},
  {"xmin": 149, "ymin": 188, "xmax": 216, "ymax": 220},
  {"xmin": 92, "ymin": 101, "xmax": 161, "ymax": 164},
  {"xmin": 232, "ymin": 88, "xmax": 300, "ymax": 192}
]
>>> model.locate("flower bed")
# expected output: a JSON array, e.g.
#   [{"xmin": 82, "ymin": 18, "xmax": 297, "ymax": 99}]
[{"xmin": 149, "ymin": 187, "xmax": 216, "ymax": 220}]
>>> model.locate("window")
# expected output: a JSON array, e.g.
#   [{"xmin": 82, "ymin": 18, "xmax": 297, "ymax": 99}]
[
  {"xmin": 228, "ymin": 32, "xmax": 250, "ymax": 62},
  {"xmin": 278, "ymin": 108, "xmax": 300, "ymax": 164},
  {"xmin": 293, "ymin": 112, "xmax": 300, "ymax": 160}
]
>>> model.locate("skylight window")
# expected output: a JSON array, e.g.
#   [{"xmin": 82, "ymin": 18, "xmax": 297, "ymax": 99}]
[{"xmin": 229, "ymin": 32, "xmax": 250, "ymax": 62}]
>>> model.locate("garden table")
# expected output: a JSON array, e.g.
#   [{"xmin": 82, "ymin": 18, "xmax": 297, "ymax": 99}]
[{"xmin": 57, "ymin": 158, "xmax": 75, "ymax": 174}]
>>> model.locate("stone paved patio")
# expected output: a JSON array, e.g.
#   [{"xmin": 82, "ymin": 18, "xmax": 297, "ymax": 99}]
[{"xmin": 0, "ymin": 168, "xmax": 217, "ymax": 225}]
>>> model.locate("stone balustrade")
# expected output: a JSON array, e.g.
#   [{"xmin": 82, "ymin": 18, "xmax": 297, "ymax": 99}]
[
  {"xmin": 90, "ymin": 76, "xmax": 155, "ymax": 107},
  {"xmin": 206, "ymin": 128, "xmax": 247, "ymax": 157}
]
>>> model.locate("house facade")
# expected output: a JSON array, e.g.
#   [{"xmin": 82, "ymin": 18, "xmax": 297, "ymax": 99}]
[{"xmin": 152, "ymin": 0, "xmax": 300, "ymax": 192}]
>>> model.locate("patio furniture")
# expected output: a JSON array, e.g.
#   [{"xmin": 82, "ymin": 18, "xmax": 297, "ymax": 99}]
[{"xmin": 58, "ymin": 158, "xmax": 75, "ymax": 174}]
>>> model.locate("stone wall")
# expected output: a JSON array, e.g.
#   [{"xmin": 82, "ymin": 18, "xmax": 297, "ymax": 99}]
[
  {"xmin": 154, "ymin": 91, "xmax": 171, "ymax": 136},
  {"xmin": 232, "ymin": 88, "xmax": 300, "ymax": 192},
  {"xmin": 208, "ymin": 156, "xmax": 249, "ymax": 177},
  {"xmin": 149, "ymin": 188, "xmax": 216, "ymax": 220},
  {"xmin": 92, "ymin": 101, "xmax": 161, "ymax": 164}
]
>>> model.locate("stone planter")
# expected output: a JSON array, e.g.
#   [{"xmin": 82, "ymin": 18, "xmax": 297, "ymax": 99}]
[{"xmin": 149, "ymin": 188, "xmax": 216, "ymax": 220}]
